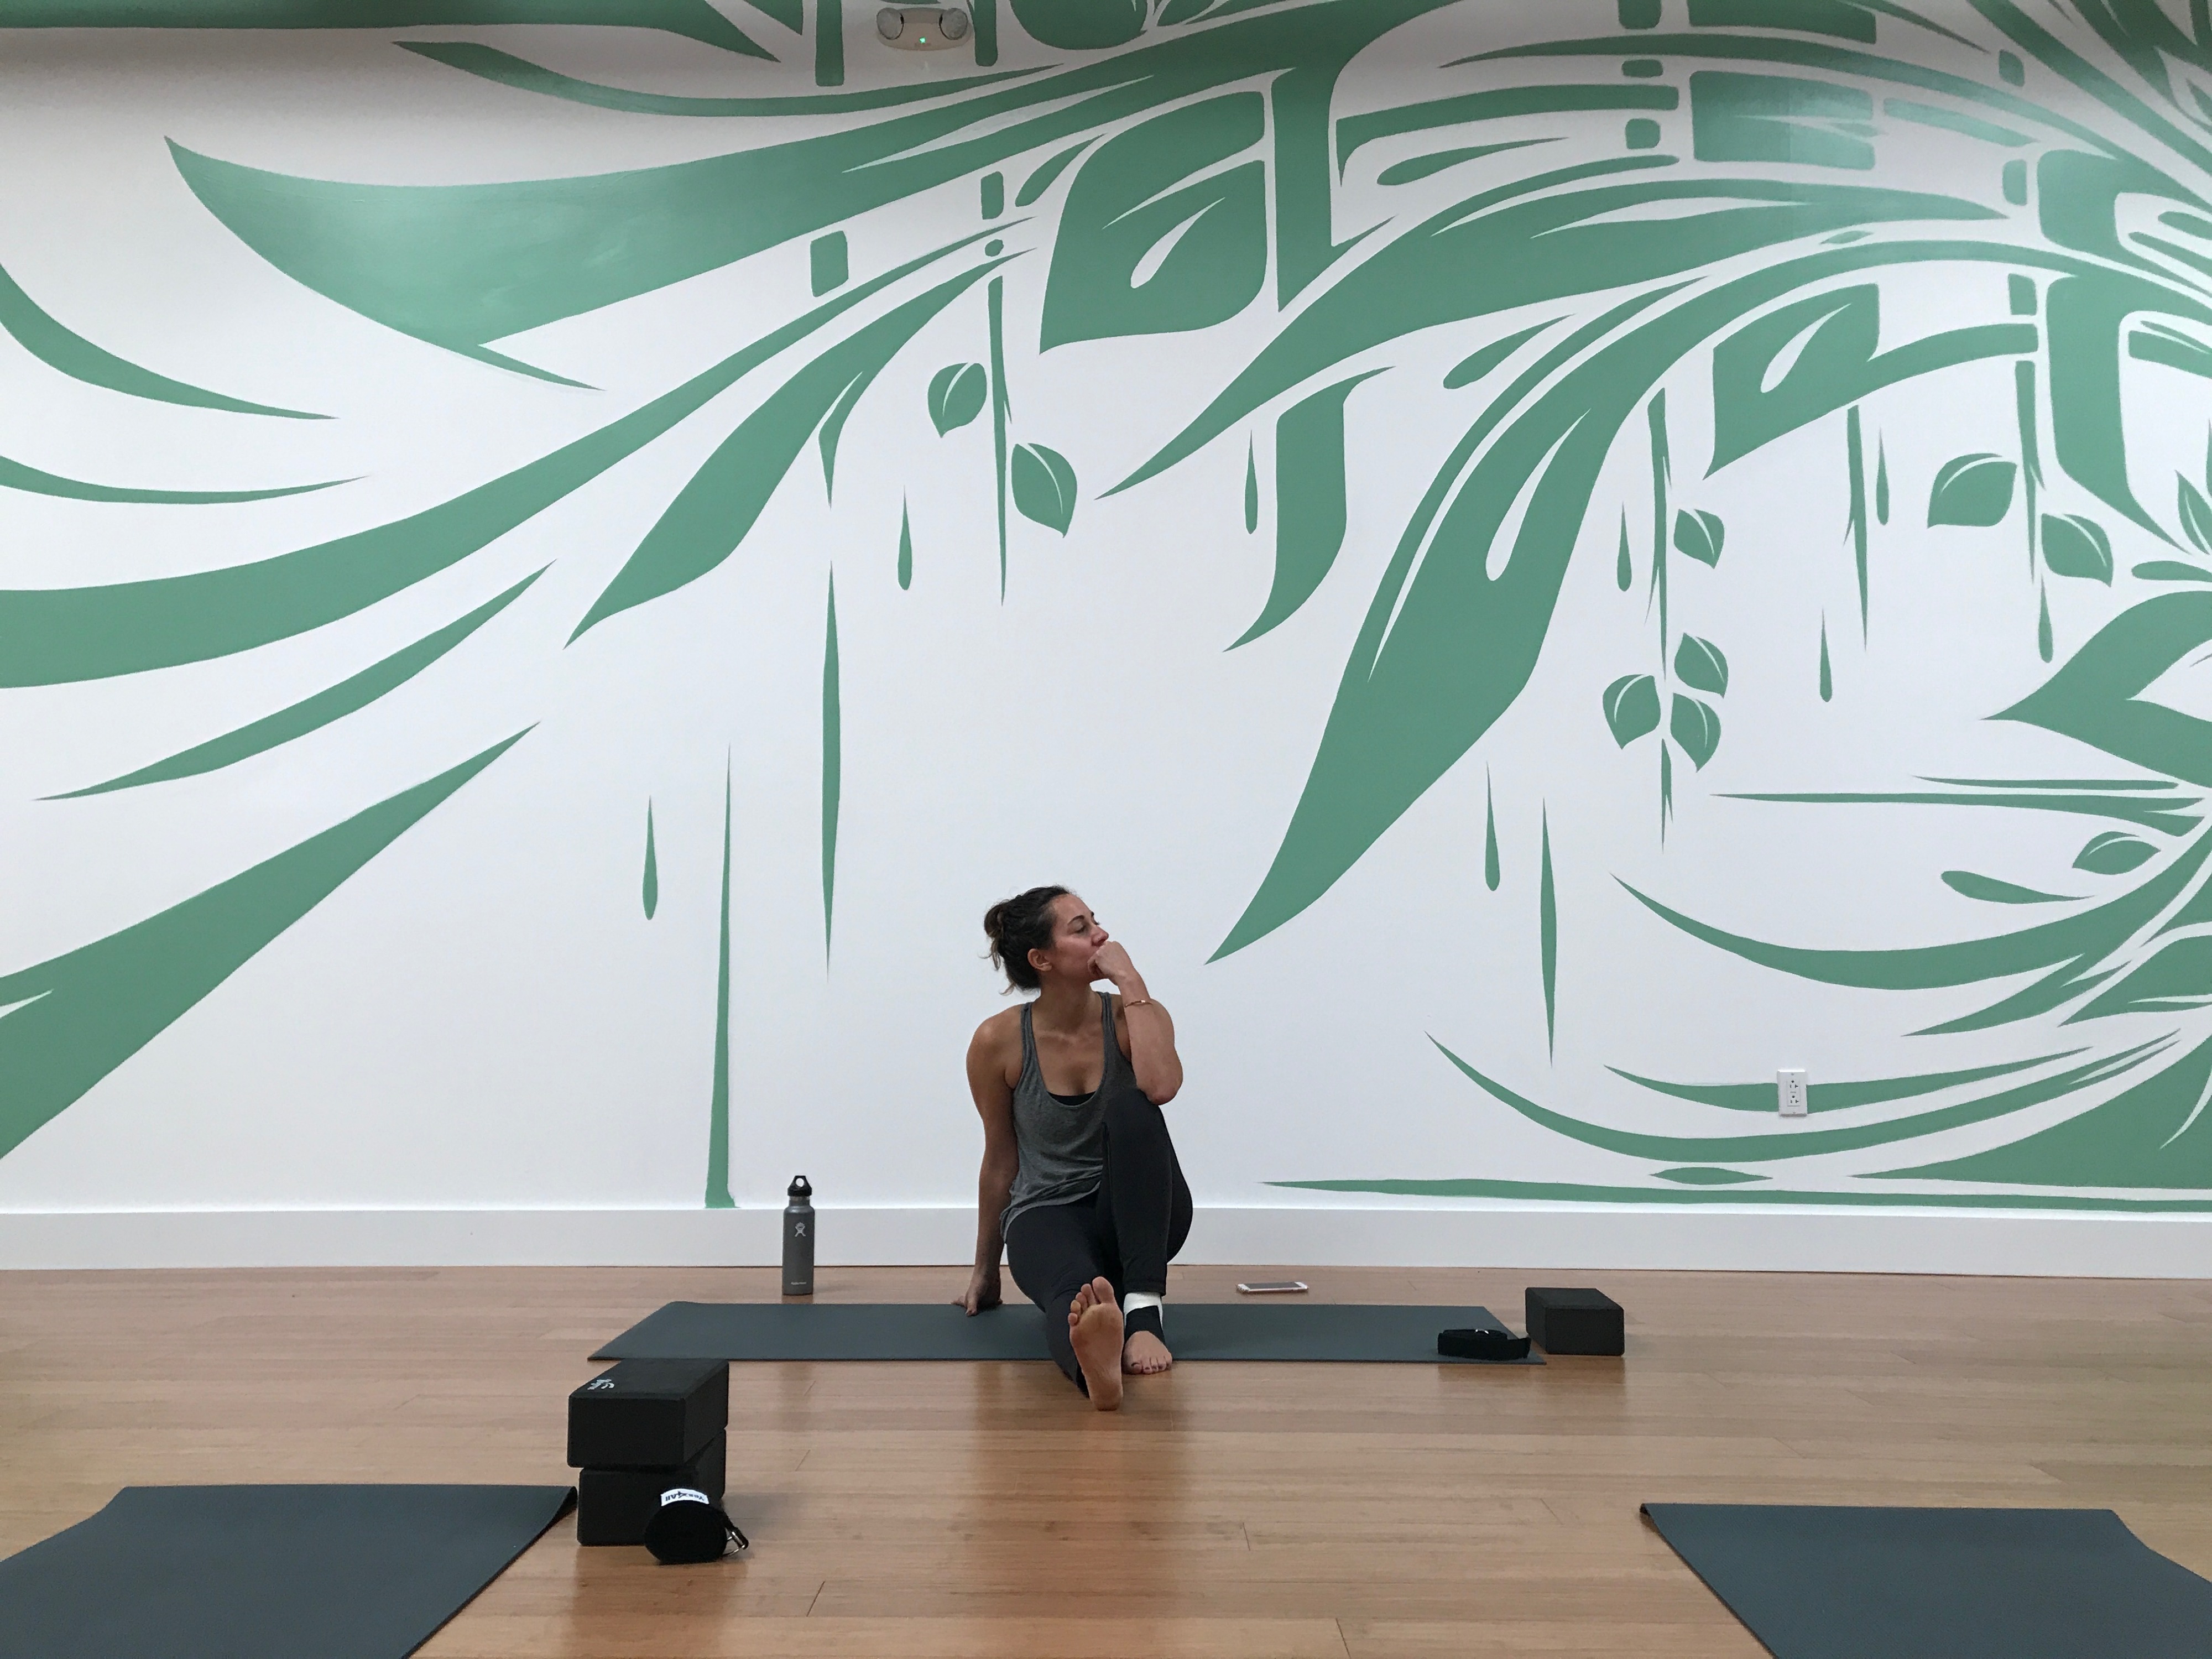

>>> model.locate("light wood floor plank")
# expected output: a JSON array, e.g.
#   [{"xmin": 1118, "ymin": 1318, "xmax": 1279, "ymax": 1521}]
[{"xmin": 4, "ymin": 1263, "xmax": 2210, "ymax": 1657}]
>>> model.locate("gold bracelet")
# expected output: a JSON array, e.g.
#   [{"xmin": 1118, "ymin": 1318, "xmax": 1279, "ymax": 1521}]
[{"xmin": 1123, "ymin": 996, "xmax": 1155, "ymax": 1010}]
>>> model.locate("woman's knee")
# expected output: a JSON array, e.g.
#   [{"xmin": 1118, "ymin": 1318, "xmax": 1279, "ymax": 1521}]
[{"xmin": 1103, "ymin": 1090, "xmax": 1168, "ymax": 1140}]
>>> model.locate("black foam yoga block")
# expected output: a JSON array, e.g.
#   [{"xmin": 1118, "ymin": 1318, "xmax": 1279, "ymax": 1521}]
[
  {"xmin": 566, "ymin": 1359, "xmax": 728, "ymax": 1469},
  {"xmin": 576, "ymin": 1437, "xmax": 728, "ymax": 1547},
  {"xmin": 1525, "ymin": 1287, "xmax": 1624, "ymax": 1355}
]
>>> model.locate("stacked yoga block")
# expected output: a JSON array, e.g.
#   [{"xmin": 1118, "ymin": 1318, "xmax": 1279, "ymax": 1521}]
[{"xmin": 566, "ymin": 1358, "xmax": 730, "ymax": 1547}]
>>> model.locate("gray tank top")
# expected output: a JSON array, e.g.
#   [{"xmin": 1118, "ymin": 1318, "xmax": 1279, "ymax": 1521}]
[{"xmin": 1000, "ymin": 993, "xmax": 1132, "ymax": 1233}]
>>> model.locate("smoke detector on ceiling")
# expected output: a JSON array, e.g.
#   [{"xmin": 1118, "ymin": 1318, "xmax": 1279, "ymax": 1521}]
[{"xmin": 877, "ymin": 7, "xmax": 971, "ymax": 50}]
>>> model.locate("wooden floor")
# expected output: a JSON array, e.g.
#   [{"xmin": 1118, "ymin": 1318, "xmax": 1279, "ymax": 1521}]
[{"xmin": 4, "ymin": 1264, "xmax": 2211, "ymax": 1656}]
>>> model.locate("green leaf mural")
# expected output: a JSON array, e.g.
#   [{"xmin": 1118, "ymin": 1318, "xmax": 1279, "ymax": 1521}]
[
  {"xmin": 927, "ymin": 363, "xmax": 989, "ymax": 435},
  {"xmin": 1942, "ymin": 870, "xmax": 2077, "ymax": 905},
  {"xmin": 0, "ymin": 259, "xmax": 324, "ymax": 419},
  {"xmin": 2041, "ymin": 512, "xmax": 2113, "ymax": 583},
  {"xmin": 1672, "ymin": 508, "xmax": 1725, "ymax": 568},
  {"xmin": 574, "ymin": 259, "xmax": 1004, "ymax": 639},
  {"xmin": 1603, "ymin": 675, "xmax": 1662, "ymax": 747},
  {"xmin": 2180, "ymin": 477, "xmax": 2212, "ymax": 555},
  {"xmin": 2075, "ymin": 831, "xmax": 2157, "ymax": 875},
  {"xmin": 22, "ymin": 0, "xmax": 2212, "ymax": 1212},
  {"xmin": 1234, "ymin": 372, "xmax": 1379, "ymax": 646},
  {"xmin": 1673, "ymin": 635, "xmax": 1730, "ymax": 696},
  {"xmin": 0, "ymin": 733, "xmax": 527, "ymax": 1163},
  {"xmin": 1928, "ymin": 453, "xmax": 2018, "ymax": 526},
  {"xmin": 1670, "ymin": 694, "xmax": 1722, "ymax": 770},
  {"xmin": 1011, "ymin": 0, "xmax": 1147, "ymax": 49},
  {"xmin": 1040, "ymin": 94, "xmax": 1267, "ymax": 350},
  {"xmin": 1011, "ymin": 442, "xmax": 1079, "ymax": 534}
]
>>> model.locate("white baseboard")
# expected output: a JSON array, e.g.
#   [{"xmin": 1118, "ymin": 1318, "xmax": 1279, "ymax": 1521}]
[{"xmin": 3, "ymin": 1202, "xmax": 2211, "ymax": 1276}]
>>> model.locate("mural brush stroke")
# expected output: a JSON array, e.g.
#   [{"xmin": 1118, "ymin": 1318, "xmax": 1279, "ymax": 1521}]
[{"xmin": 0, "ymin": 731, "xmax": 528, "ymax": 1162}]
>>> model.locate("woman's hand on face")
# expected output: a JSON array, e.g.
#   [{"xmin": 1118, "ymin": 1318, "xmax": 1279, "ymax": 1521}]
[
  {"xmin": 953, "ymin": 1265, "xmax": 1002, "ymax": 1316},
  {"xmin": 1091, "ymin": 940, "xmax": 1140, "ymax": 988}
]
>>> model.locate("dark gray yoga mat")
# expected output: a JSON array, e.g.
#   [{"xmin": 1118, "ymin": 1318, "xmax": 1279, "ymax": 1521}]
[
  {"xmin": 593, "ymin": 1300, "xmax": 1542, "ymax": 1363},
  {"xmin": 1643, "ymin": 1504, "xmax": 2212, "ymax": 1658},
  {"xmin": 0, "ymin": 1484, "xmax": 573, "ymax": 1659}
]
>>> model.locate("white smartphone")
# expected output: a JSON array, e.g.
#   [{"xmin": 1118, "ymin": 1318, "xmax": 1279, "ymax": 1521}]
[{"xmin": 1236, "ymin": 1280, "xmax": 1309, "ymax": 1294}]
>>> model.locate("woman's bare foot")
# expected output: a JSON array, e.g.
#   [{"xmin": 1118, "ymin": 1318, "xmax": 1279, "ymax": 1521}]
[
  {"xmin": 1123, "ymin": 1329, "xmax": 1172, "ymax": 1374},
  {"xmin": 1068, "ymin": 1277, "xmax": 1125, "ymax": 1410}
]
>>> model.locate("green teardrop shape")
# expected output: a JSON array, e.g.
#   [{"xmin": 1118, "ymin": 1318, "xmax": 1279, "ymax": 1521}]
[
  {"xmin": 1484, "ymin": 773, "xmax": 1501, "ymax": 891},
  {"xmin": 1243, "ymin": 437, "xmax": 1259, "ymax": 534},
  {"xmin": 1615, "ymin": 512, "xmax": 1632, "ymax": 591},
  {"xmin": 1818, "ymin": 615, "xmax": 1833, "ymax": 703},
  {"xmin": 2037, "ymin": 584, "xmax": 2053, "ymax": 661},
  {"xmin": 1874, "ymin": 438, "xmax": 1890, "ymax": 525},
  {"xmin": 897, "ymin": 499, "xmax": 913, "ymax": 591},
  {"xmin": 641, "ymin": 801, "xmax": 660, "ymax": 920}
]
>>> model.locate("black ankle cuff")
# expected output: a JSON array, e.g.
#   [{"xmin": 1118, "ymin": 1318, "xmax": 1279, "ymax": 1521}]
[{"xmin": 1124, "ymin": 1305, "xmax": 1164, "ymax": 1340}]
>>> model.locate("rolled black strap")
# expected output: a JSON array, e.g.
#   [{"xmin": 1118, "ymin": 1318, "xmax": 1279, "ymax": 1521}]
[
  {"xmin": 643, "ymin": 1488, "xmax": 749, "ymax": 1563},
  {"xmin": 1437, "ymin": 1327, "xmax": 1531, "ymax": 1362}
]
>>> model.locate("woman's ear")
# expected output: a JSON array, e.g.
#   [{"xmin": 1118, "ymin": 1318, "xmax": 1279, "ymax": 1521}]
[{"xmin": 1028, "ymin": 947, "xmax": 1053, "ymax": 979}]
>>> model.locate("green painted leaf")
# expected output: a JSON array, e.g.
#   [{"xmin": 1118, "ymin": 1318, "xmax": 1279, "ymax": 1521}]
[
  {"xmin": 1539, "ymin": 808, "xmax": 1557, "ymax": 1057},
  {"xmin": 2041, "ymin": 512, "xmax": 2112, "ymax": 583},
  {"xmin": 2073, "ymin": 936, "xmax": 2212, "ymax": 1017},
  {"xmin": 705, "ymin": 763, "xmax": 734, "ymax": 1207},
  {"xmin": 641, "ymin": 802, "xmax": 660, "ymax": 920},
  {"xmin": 1232, "ymin": 372, "xmax": 1380, "ymax": 648},
  {"xmin": 1670, "ymin": 694, "xmax": 1721, "ymax": 769},
  {"xmin": 927, "ymin": 362, "xmax": 988, "ymax": 435},
  {"xmin": 1040, "ymin": 94, "xmax": 1266, "ymax": 351},
  {"xmin": 1673, "ymin": 634, "xmax": 1729, "ymax": 696},
  {"xmin": 1928, "ymin": 452, "xmax": 2017, "ymax": 526},
  {"xmin": 0, "ymin": 732, "xmax": 525, "ymax": 1162},
  {"xmin": 0, "ymin": 452, "xmax": 345, "ymax": 506},
  {"xmin": 575, "ymin": 262, "xmax": 995, "ymax": 640},
  {"xmin": 1672, "ymin": 507, "xmax": 1724, "ymax": 567},
  {"xmin": 0, "ymin": 260, "xmax": 324, "ymax": 420},
  {"xmin": 821, "ymin": 573, "xmax": 841, "ymax": 956},
  {"xmin": 1655, "ymin": 1166, "xmax": 1766, "ymax": 1185},
  {"xmin": 1011, "ymin": 442, "xmax": 1078, "ymax": 535},
  {"xmin": 48, "ymin": 571, "xmax": 542, "ymax": 799},
  {"xmin": 2180, "ymin": 476, "xmax": 2212, "ymax": 555},
  {"xmin": 1601, "ymin": 674, "xmax": 1661, "ymax": 747},
  {"xmin": 1941, "ymin": 870, "xmax": 2078, "ymax": 904},
  {"xmin": 1010, "ymin": 0, "xmax": 1146, "ymax": 49},
  {"xmin": 896, "ymin": 500, "xmax": 913, "ymax": 591},
  {"xmin": 1015, "ymin": 139, "xmax": 1092, "ymax": 207},
  {"xmin": 2075, "ymin": 831, "xmax": 2157, "ymax": 874},
  {"xmin": 1483, "ymin": 773, "xmax": 1500, "ymax": 892},
  {"xmin": 2136, "ymin": 560, "xmax": 2212, "ymax": 583}
]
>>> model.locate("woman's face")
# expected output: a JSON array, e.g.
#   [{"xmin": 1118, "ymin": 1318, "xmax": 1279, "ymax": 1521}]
[{"xmin": 1030, "ymin": 894, "xmax": 1108, "ymax": 985}]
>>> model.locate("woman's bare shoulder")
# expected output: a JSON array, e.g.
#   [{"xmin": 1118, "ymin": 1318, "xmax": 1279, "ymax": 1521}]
[{"xmin": 970, "ymin": 1004, "xmax": 1025, "ymax": 1052}]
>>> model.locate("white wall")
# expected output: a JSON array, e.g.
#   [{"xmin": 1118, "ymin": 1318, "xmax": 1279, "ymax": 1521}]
[{"xmin": 7, "ymin": 1, "xmax": 2212, "ymax": 1272}]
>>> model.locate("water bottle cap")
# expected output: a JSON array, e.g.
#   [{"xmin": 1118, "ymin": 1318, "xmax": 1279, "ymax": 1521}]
[{"xmin": 788, "ymin": 1175, "xmax": 812, "ymax": 1201}]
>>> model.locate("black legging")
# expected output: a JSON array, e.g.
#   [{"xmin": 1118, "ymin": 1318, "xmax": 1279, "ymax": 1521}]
[{"xmin": 1004, "ymin": 1091, "xmax": 1193, "ymax": 1391}]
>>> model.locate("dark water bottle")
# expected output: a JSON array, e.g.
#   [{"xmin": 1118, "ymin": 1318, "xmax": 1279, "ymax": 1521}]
[{"xmin": 782, "ymin": 1175, "xmax": 815, "ymax": 1297}]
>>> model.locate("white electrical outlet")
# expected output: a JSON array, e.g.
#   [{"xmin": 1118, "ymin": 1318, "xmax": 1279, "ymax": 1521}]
[{"xmin": 1777, "ymin": 1069, "xmax": 1809, "ymax": 1117}]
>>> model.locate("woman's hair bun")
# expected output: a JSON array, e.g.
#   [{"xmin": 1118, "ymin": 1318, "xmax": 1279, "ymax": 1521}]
[{"xmin": 984, "ymin": 885, "xmax": 1070, "ymax": 992}]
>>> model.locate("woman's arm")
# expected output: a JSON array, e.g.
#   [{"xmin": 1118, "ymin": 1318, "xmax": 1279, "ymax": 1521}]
[
  {"xmin": 953, "ymin": 1019, "xmax": 1020, "ymax": 1314},
  {"xmin": 1093, "ymin": 942, "xmax": 1182, "ymax": 1104}
]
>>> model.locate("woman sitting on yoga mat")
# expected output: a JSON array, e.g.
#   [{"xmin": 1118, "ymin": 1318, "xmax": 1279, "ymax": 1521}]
[{"xmin": 952, "ymin": 885, "xmax": 1190, "ymax": 1410}]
